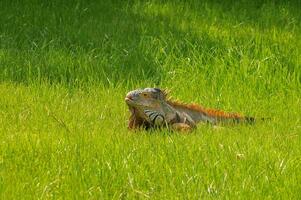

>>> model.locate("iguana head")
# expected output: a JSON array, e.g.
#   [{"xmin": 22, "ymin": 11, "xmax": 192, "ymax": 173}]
[
  {"xmin": 125, "ymin": 88, "xmax": 168, "ymax": 127},
  {"xmin": 125, "ymin": 88, "xmax": 166, "ymax": 109}
]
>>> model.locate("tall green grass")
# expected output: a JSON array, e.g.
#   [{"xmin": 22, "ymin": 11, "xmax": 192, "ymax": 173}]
[{"xmin": 0, "ymin": 0, "xmax": 300, "ymax": 199}]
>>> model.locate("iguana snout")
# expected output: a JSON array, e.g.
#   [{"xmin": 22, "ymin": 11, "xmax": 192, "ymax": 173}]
[{"xmin": 124, "ymin": 90, "xmax": 139, "ymax": 106}]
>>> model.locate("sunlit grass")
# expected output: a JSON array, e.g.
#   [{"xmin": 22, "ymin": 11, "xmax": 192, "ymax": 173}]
[{"xmin": 0, "ymin": 0, "xmax": 300, "ymax": 199}]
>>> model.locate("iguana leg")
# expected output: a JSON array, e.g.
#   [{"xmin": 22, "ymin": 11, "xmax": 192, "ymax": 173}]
[
  {"xmin": 182, "ymin": 112, "xmax": 197, "ymax": 129},
  {"xmin": 171, "ymin": 123, "xmax": 194, "ymax": 132},
  {"xmin": 167, "ymin": 111, "xmax": 196, "ymax": 132}
]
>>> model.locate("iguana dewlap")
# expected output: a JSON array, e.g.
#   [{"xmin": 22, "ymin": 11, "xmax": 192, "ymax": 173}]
[{"xmin": 125, "ymin": 88, "xmax": 255, "ymax": 132}]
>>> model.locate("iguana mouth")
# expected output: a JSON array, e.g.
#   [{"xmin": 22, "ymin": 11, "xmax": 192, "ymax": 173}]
[
  {"xmin": 125, "ymin": 97, "xmax": 132, "ymax": 101},
  {"xmin": 125, "ymin": 97, "xmax": 134, "ymax": 105}
]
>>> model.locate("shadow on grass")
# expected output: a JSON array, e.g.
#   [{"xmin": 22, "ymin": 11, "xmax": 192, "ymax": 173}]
[{"xmin": 0, "ymin": 0, "xmax": 300, "ymax": 85}]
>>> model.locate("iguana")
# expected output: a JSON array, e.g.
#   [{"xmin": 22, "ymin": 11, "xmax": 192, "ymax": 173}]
[{"xmin": 125, "ymin": 88, "xmax": 256, "ymax": 132}]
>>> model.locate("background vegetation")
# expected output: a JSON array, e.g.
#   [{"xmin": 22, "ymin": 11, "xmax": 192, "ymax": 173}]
[{"xmin": 0, "ymin": 0, "xmax": 300, "ymax": 199}]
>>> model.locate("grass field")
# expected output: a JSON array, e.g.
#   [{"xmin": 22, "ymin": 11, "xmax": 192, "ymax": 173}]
[{"xmin": 0, "ymin": 0, "xmax": 301, "ymax": 199}]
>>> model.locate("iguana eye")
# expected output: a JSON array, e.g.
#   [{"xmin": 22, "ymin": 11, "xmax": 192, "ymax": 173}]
[{"xmin": 141, "ymin": 93, "xmax": 149, "ymax": 98}]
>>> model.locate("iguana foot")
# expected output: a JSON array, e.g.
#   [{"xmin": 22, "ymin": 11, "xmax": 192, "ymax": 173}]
[{"xmin": 171, "ymin": 123, "xmax": 194, "ymax": 132}]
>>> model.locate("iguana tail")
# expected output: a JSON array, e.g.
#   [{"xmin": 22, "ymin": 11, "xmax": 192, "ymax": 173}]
[{"xmin": 167, "ymin": 100, "xmax": 263, "ymax": 124}]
